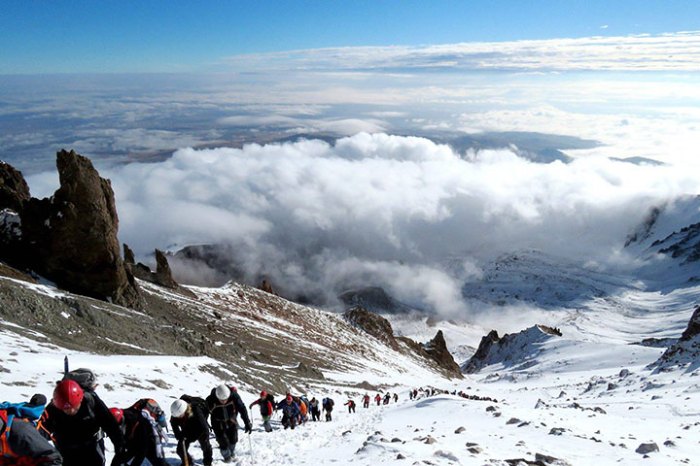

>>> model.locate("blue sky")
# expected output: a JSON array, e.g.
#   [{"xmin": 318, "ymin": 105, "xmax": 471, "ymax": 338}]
[{"xmin": 2, "ymin": 0, "xmax": 700, "ymax": 74}]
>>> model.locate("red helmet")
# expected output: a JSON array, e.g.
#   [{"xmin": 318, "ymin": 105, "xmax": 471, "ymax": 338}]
[
  {"xmin": 286, "ymin": 394, "xmax": 293, "ymax": 402},
  {"xmin": 260, "ymin": 390, "xmax": 267, "ymax": 398},
  {"xmin": 53, "ymin": 379, "xmax": 84, "ymax": 411},
  {"xmin": 109, "ymin": 407, "xmax": 124, "ymax": 424}
]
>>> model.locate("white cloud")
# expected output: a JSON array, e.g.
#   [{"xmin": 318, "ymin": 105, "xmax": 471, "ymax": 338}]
[
  {"xmin": 25, "ymin": 133, "xmax": 696, "ymax": 317},
  {"xmin": 223, "ymin": 32, "xmax": 700, "ymax": 72}
]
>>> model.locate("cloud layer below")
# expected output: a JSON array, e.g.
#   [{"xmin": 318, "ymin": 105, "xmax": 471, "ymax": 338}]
[{"xmin": 31, "ymin": 133, "xmax": 694, "ymax": 317}]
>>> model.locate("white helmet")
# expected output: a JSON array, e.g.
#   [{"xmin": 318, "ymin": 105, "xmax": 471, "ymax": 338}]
[
  {"xmin": 170, "ymin": 399, "xmax": 188, "ymax": 418},
  {"xmin": 215, "ymin": 384, "xmax": 231, "ymax": 401}
]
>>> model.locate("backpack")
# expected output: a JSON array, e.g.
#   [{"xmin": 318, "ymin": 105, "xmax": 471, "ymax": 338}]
[
  {"xmin": 180, "ymin": 395, "xmax": 209, "ymax": 422},
  {"xmin": 64, "ymin": 368, "xmax": 98, "ymax": 391},
  {"xmin": 0, "ymin": 402, "xmax": 45, "ymax": 457},
  {"xmin": 131, "ymin": 398, "xmax": 166, "ymax": 428}
]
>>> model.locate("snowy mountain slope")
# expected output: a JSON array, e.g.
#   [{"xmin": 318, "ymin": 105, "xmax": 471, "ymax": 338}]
[
  {"xmin": 460, "ymin": 250, "xmax": 635, "ymax": 310},
  {"xmin": 623, "ymin": 195, "xmax": 700, "ymax": 287},
  {"xmin": 0, "ymin": 268, "xmax": 453, "ymax": 395},
  {"xmin": 2, "ymin": 315, "xmax": 699, "ymax": 466}
]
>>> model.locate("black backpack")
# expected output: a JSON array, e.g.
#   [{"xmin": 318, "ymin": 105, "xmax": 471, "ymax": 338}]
[
  {"xmin": 64, "ymin": 368, "xmax": 98, "ymax": 391},
  {"xmin": 180, "ymin": 395, "xmax": 209, "ymax": 422}
]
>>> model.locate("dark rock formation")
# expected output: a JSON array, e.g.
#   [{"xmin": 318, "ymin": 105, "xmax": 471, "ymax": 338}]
[
  {"xmin": 462, "ymin": 325, "xmax": 561, "ymax": 374},
  {"xmin": 123, "ymin": 243, "xmax": 136, "ymax": 265},
  {"xmin": 344, "ymin": 306, "xmax": 399, "ymax": 350},
  {"xmin": 0, "ymin": 163, "xmax": 31, "ymax": 266},
  {"xmin": 172, "ymin": 243, "xmax": 245, "ymax": 286},
  {"xmin": 0, "ymin": 161, "xmax": 30, "ymax": 212},
  {"xmin": 422, "ymin": 330, "xmax": 462, "ymax": 375},
  {"xmin": 396, "ymin": 335, "xmax": 463, "ymax": 379},
  {"xmin": 338, "ymin": 286, "xmax": 413, "ymax": 314},
  {"xmin": 651, "ymin": 305, "xmax": 700, "ymax": 371},
  {"xmin": 260, "ymin": 279, "xmax": 274, "ymax": 294},
  {"xmin": 680, "ymin": 305, "xmax": 700, "ymax": 341},
  {"xmin": 20, "ymin": 150, "xmax": 142, "ymax": 308},
  {"xmin": 465, "ymin": 330, "xmax": 501, "ymax": 373},
  {"xmin": 154, "ymin": 249, "xmax": 178, "ymax": 288},
  {"xmin": 129, "ymin": 248, "xmax": 179, "ymax": 290}
]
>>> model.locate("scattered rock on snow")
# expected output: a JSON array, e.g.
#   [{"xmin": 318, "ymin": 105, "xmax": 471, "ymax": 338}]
[
  {"xmin": 635, "ymin": 442, "xmax": 659, "ymax": 454},
  {"xmin": 535, "ymin": 452, "xmax": 572, "ymax": 465},
  {"xmin": 454, "ymin": 426, "xmax": 466, "ymax": 434},
  {"xmin": 434, "ymin": 450, "xmax": 459, "ymax": 461}
]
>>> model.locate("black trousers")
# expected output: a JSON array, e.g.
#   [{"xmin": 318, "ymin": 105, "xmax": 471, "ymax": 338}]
[
  {"xmin": 59, "ymin": 439, "xmax": 105, "ymax": 466},
  {"xmin": 177, "ymin": 433, "xmax": 213, "ymax": 466},
  {"xmin": 213, "ymin": 423, "xmax": 238, "ymax": 452}
]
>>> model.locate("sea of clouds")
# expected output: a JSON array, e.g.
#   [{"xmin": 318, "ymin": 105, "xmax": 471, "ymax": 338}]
[{"xmin": 29, "ymin": 133, "xmax": 695, "ymax": 316}]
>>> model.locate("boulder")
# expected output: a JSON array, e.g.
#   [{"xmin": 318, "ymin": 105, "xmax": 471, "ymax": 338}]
[
  {"xmin": 20, "ymin": 149, "xmax": 142, "ymax": 308},
  {"xmin": 635, "ymin": 442, "xmax": 659, "ymax": 454}
]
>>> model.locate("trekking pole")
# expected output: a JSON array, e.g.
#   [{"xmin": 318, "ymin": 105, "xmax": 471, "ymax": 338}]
[{"xmin": 248, "ymin": 431, "xmax": 255, "ymax": 464}]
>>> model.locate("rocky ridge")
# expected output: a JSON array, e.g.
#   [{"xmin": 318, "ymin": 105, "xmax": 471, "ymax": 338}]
[{"xmin": 462, "ymin": 325, "xmax": 562, "ymax": 374}]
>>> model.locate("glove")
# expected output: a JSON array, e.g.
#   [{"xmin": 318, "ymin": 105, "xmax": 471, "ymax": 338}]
[{"xmin": 244, "ymin": 424, "xmax": 253, "ymax": 434}]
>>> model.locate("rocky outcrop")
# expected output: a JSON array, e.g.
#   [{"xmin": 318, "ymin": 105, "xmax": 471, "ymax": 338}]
[
  {"xmin": 0, "ymin": 161, "xmax": 30, "ymax": 212},
  {"xmin": 338, "ymin": 286, "xmax": 413, "ymax": 314},
  {"xmin": 651, "ymin": 305, "xmax": 700, "ymax": 371},
  {"xmin": 0, "ymin": 163, "xmax": 31, "ymax": 266},
  {"xmin": 154, "ymin": 249, "xmax": 178, "ymax": 288},
  {"xmin": 462, "ymin": 325, "xmax": 562, "ymax": 374},
  {"xmin": 680, "ymin": 305, "xmax": 700, "ymax": 340},
  {"xmin": 344, "ymin": 306, "xmax": 462, "ymax": 378},
  {"xmin": 126, "ymin": 247, "xmax": 179, "ymax": 290},
  {"xmin": 20, "ymin": 150, "xmax": 142, "ymax": 308},
  {"xmin": 123, "ymin": 243, "xmax": 136, "ymax": 265},
  {"xmin": 422, "ymin": 330, "xmax": 462, "ymax": 375},
  {"xmin": 344, "ymin": 306, "xmax": 399, "ymax": 350}
]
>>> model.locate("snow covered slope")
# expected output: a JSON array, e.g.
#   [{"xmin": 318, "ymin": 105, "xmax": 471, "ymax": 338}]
[{"xmin": 2, "ymin": 311, "xmax": 699, "ymax": 466}]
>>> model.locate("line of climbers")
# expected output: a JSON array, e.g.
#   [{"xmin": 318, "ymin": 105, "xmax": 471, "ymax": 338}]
[{"xmin": 1, "ymin": 368, "xmax": 403, "ymax": 466}]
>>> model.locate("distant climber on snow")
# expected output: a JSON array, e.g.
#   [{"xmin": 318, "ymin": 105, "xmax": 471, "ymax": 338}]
[
  {"xmin": 249, "ymin": 390, "xmax": 275, "ymax": 432},
  {"xmin": 309, "ymin": 397, "xmax": 321, "ymax": 422},
  {"xmin": 362, "ymin": 393, "xmax": 370, "ymax": 408},
  {"xmin": 344, "ymin": 399, "xmax": 356, "ymax": 413},
  {"xmin": 276, "ymin": 395, "xmax": 301, "ymax": 430},
  {"xmin": 374, "ymin": 393, "xmax": 381, "ymax": 406},
  {"xmin": 321, "ymin": 397, "xmax": 334, "ymax": 421}
]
